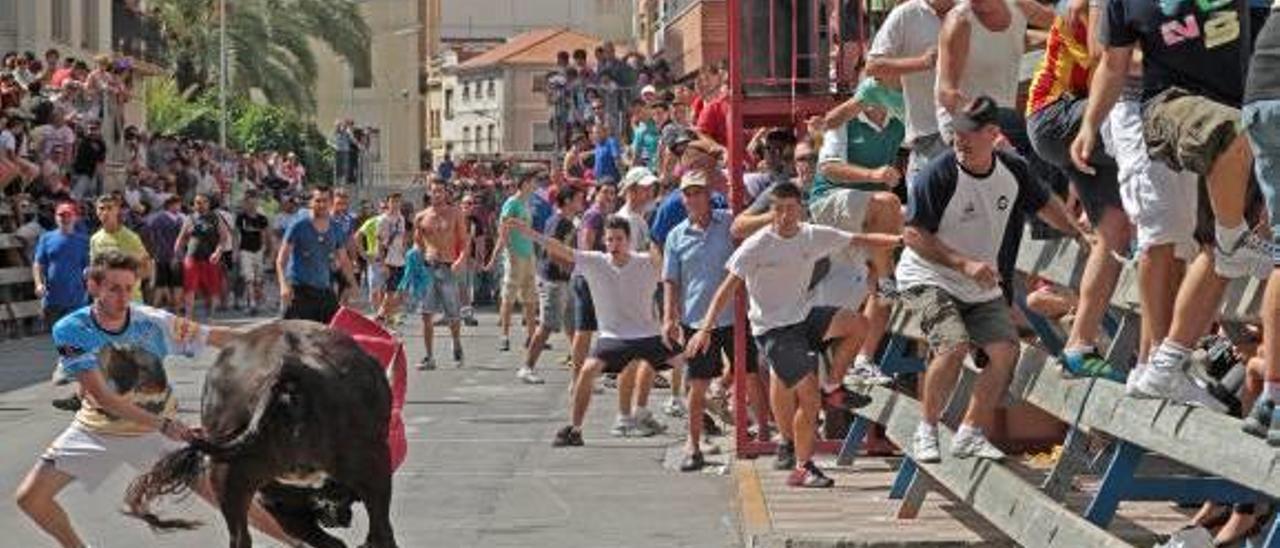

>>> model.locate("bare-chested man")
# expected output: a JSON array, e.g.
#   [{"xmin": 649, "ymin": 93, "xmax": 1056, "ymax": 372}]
[{"xmin": 411, "ymin": 177, "xmax": 470, "ymax": 369}]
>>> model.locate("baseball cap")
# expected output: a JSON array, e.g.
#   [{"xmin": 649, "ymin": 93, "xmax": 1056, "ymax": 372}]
[
  {"xmin": 679, "ymin": 170, "xmax": 709, "ymax": 191},
  {"xmin": 952, "ymin": 95, "xmax": 1001, "ymax": 132},
  {"xmin": 641, "ymin": 84, "xmax": 658, "ymax": 97},
  {"xmin": 853, "ymin": 77, "xmax": 905, "ymax": 121},
  {"xmin": 620, "ymin": 167, "xmax": 659, "ymax": 192}
]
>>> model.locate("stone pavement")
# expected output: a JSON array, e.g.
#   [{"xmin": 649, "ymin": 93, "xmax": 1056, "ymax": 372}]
[{"xmin": 0, "ymin": 309, "xmax": 738, "ymax": 548}]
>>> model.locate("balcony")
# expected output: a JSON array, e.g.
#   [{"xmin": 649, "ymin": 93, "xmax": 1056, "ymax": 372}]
[{"xmin": 112, "ymin": 0, "xmax": 168, "ymax": 69}]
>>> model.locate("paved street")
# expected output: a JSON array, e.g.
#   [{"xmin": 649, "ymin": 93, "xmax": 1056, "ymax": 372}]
[{"xmin": 0, "ymin": 309, "xmax": 740, "ymax": 548}]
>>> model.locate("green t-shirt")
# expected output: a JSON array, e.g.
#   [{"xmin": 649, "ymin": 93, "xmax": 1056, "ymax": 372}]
[
  {"xmin": 810, "ymin": 116, "xmax": 906, "ymax": 200},
  {"xmin": 500, "ymin": 195, "xmax": 534, "ymax": 259}
]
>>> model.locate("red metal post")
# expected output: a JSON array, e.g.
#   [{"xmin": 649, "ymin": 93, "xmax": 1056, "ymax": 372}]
[{"xmin": 727, "ymin": 0, "xmax": 754, "ymax": 459}]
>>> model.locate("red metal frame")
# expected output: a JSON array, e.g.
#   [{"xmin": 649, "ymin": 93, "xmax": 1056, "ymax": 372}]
[{"xmin": 728, "ymin": 0, "xmax": 863, "ymax": 459}]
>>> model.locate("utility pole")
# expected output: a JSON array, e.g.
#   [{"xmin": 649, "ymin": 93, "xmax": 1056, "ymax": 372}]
[{"xmin": 219, "ymin": 0, "xmax": 228, "ymax": 149}]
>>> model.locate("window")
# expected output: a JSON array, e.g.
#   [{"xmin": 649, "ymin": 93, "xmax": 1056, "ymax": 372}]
[
  {"xmin": 430, "ymin": 110, "xmax": 441, "ymax": 138},
  {"xmin": 473, "ymin": 125, "xmax": 482, "ymax": 152},
  {"xmin": 462, "ymin": 82, "xmax": 470, "ymax": 101},
  {"xmin": 462, "ymin": 127, "xmax": 471, "ymax": 152},
  {"xmin": 487, "ymin": 79, "xmax": 495, "ymax": 98},
  {"xmin": 51, "ymin": 0, "xmax": 71, "ymax": 43},
  {"xmin": 444, "ymin": 89, "xmax": 454, "ymax": 119},
  {"xmin": 487, "ymin": 124, "xmax": 495, "ymax": 152},
  {"xmin": 532, "ymin": 74, "xmax": 547, "ymax": 93},
  {"xmin": 532, "ymin": 122, "xmax": 555, "ymax": 152},
  {"xmin": 81, "ymin": 0, "xmax": 98, "ymax": 49}
]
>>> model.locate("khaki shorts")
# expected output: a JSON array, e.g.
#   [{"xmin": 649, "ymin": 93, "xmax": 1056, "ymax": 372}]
[
  {"xmin": 1142, "ymin": 87, "xmax": 1241, "ymax": 177},
  {"xmin": 901, "ymin": 285, "xmax": 1018, "ymax": 354},
  {"xmin": 502, "ymin": 255, "xmax": 537, "ymax": 305},
  {"xmin": 41, "ymin": 421, "xmax": 184, "ymax": 492}
]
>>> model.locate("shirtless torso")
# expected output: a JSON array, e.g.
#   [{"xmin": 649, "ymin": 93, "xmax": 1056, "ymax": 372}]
[{"xmin": 415, "ymin": 204, "xmax": 466, "ymax": 264}]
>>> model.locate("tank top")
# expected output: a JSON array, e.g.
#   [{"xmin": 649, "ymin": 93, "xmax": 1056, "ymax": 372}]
[
  {"xmin": 187, "ymin": 212, "xmax": 221, "ymax": 260},
  {"xmin": 936, "ymin": 0, "xmax": 1026, "ymax": 130}
]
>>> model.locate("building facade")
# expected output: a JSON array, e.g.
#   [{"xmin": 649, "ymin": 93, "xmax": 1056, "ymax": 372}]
[
  {"xmin": 311, "ymin": 0, "xmax": 428, "ymax": 187},
  {"xmin": 438, "ymin": 28, "xmax": 599, "ymax": 160}
]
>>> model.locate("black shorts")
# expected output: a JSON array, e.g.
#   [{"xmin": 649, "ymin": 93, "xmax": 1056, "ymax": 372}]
[
  {"xmin": 384, "ymin": 265, "xmax": 405, "ymax": 292},
  {"xmin": 681, "ymin": 324, "xmax": 759, "ymax": 380},
  {"xmin": 572, "ymin": 276, "xmax": 597, "ymax": 332},
  {"xmin": 284, "ymin": 285, "xmax": 339, "ymax": 324},
  {"xmin": 589, "ymin": 336, "xmax": 673, "ymax": 375},
  {"xmin": 754, "ymin": 306, "xmax": 838, "ymax": 388},
  {"xmin": 154, "ymin": 260, "xmax": 183, "ymax": 289}
]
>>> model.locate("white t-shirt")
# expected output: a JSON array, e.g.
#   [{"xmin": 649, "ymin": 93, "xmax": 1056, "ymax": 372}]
[
  {"xmin": 615, "ymin": 203, "xmax": 650, "ymax": 252},
  {"xmin": 0, "ymin": 129, "xmax": 16, "ymax": 153},
  {"xmin": 377, "ymin": 214, "xmax": 407, "ymax": 267},
  {"xmin": 573, "ymin": 250, "xmax": 661, "ymax": 340},
  {"xmin": 934, "ymin": 1, "xmax": 1026, "ymax": 134},
  {"xmin": 726, "ymin": 223, "xmax": 852, "ymax": 336},
  {"xmin": 869, "ymin": 0, "xmax": 945, "ymax": 141}
]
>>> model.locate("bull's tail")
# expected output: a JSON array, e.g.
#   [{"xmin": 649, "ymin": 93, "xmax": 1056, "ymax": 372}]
[{"xmin": 124, "ymin": 369, "xmax": 286, "ymax": 531}]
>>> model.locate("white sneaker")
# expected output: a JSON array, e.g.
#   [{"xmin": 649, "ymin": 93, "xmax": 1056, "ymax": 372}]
[
  {"xmin": 1215, "ymin": 231, "xmax": 1273, "ymax": 279},
  {"xmin": 846, "ymin": 356, "xmax": 893, "ymax": 387},
  {"xmin": 663, "ymin": 396, "xmax": 687, "ymax": 417},
  {"xmin": 913, "ymin": 425, "xmax": 941, "ymax": 463},
  {"xmin": 950, "ymin": 428, "xmax": 1005, "ymax": 460},
  {"xmin": 517, "ymin": 367, "xmax": 545, "ymax": 385},
  {"xmin": 633, "ymin": 408, "xmax": 667, "ymax": 436},
  {"xmin": 610, "ymin": 415, "xmax": 637, "ymax": 437},
  {"xmin": 1124, "ymin": 363, "xmax": 1147, "ymax": 397},
  {"xmin": 1129, "ymin": 364, "xmax": 1229, "ymax": 413}
]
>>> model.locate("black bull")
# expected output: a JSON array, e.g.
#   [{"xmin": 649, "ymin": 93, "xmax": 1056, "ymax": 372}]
[{"xmin": 125, "ymin": 320, "xmax": 398, "ymax": 548}]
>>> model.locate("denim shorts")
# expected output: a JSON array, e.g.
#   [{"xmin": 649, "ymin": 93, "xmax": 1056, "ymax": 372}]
[{"xmin": 1244, "ymin": 99, "xmax": 1280, "ymax": 264}]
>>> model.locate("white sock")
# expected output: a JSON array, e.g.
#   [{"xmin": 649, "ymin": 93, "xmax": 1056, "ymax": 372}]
[
  {"xmin": 1216, "ymin": 222, "xmax": 1246, "ymax": 251},
  {"xmin": 1151, "ymin": 340, "xmax": 1191, "ymax": 371},
  {"xmin": 1265, "ymin": 381, "xmax": 1280, "ymax": 403},
  {"xmin": 956, "ymin": 423, "xmax": 982, "ymax": 439}
]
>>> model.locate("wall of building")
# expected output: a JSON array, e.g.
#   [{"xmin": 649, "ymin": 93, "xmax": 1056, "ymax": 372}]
[
  {"xmin": 447, "ymin": 67, "xmax": 504, "ymax": 157},
  {"xmin": 506, "ymin": 66, "xmax": 556, "ymax": 154},
  {"xmin": 438, "ymin": 0, "xmax": 632, "ymax": 42},
  {"xmin": 1, "ymin": 0, "xmax": 112, "ymax": 62},
  {"xmin": 312, "ymin": 0, "xmax": 424, "ymax": 186},
  {"xmin": 659, "ymin": 0, "xmax": 726, "ymax": 78}
]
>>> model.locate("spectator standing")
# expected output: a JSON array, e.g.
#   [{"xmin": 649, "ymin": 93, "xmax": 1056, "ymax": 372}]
[
  {"xmin": 89, "ymin": 195, "xmax": 150, "ymax": 301},
  {"xmin": 276, "ymin": 186, "xmax": 355, "ymax": 323},
  {"xmin": 141, "ymin": 195, "xmax": 185, "ymax": 311},
  {"xmin": 32, "ymin": 202, "xmax": 89, "ymax": 325},
  {"xmin": 235, "ymin": 191, "xmax": 271, "ymax": 314},
  {"xmin": 488, "ymin": 172, "xmax": 539, "ymax": 352},
  {"xmin": 522, "ymin": 185, "xmax": 583, "ymax": 384},
  {"xmin": 591, "ymin": 123, "xmax": 623, "ymax": 183}
]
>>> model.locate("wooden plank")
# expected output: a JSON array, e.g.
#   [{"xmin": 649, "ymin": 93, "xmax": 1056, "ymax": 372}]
[
  {"xmin": 0, "ymin": 266, "xmax": 32, "ymax": 285},
  {"xmin": 8, "ymin": 300, "xmax": 41, "ymax": 319},
  {"xmin": 0, "ymin": 233, "xmax": 21, "ymax": 249},
  {"xmin": 854, "ymin": 384, "xmax": 1131, "ymax": 548},
  {"xmin": 1012, "ymin": 347, "xmax": 1280, "ymax": 499}
]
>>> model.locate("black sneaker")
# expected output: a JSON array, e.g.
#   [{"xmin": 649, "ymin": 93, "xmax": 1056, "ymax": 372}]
[
  {"xmin": 1244, "ymin": 398, "xmax": 1275, "ymax": 439},
  {"xmin": 51, "ymin": 395, "xmax": 81, "ymax": 412},
  {"xmin": 453, "ymin": 346, "xmax": 464, "ymax": 367},
  {"xmin": 787, "ymin": 461, "xmax": 835, "ymax": 488},
  {"xmin": 774, "ymin": 441, "xmax": 796, "ymax": 470},
  {"xmin": 823, "ymin": 386, "xmax": 872, "ymax": 411},
  {"xmin": 703, "ymin": 412, "xmax": 723, "ymax": 437},
  {"xmin": 679, "ymin": 452, "xmax": 706, "ymax": 472},
  {"xmin": 552, "ymin": 425, "xmax": 584, "ymax": 447}
]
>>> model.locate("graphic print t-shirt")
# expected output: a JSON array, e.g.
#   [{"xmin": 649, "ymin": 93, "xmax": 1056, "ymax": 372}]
[
  {"xmin": 53, "ymin": 305, "xmax": 207, "ymax": 435},
  {"xmin": 1103, "ymin": 0, "xmax": 1250, "ymax": 105}
]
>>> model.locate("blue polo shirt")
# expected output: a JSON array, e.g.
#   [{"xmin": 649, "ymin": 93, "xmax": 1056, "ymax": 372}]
[
  {"xmin": 648, "ymin": 188, "xmax": 730, "ymax": 247},
  {"xmin": 663, "ymin": 210, "xmax": 735, "ymax": 327},
  {"xmin": 284, "ymin": 213, "xmax": 342, "ymax": 290},
  {"xmin": 34, "ymin": 229, "xmax": 90, "ymax": 309}
]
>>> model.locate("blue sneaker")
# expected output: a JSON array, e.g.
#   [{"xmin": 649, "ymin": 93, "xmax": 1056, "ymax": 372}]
[{"xmin": 1061, "ymin": 349, "xmax": 1126, "ymax": 383}]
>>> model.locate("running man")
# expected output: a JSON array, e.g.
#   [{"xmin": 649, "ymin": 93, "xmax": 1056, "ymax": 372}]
[
  {"xmin": 521, "ymin": 185, "xmax": 585, "ymax": 384},
  {"xmin": 488, "ymin": 171, "xmax": 539, "ymax": 353},
  {"xmin": 506, "ymin": 216, "xmax": 672, "ymax": 446},
  {"xmin": 235, "ymin": 190, "xmax": 271, "ymax": 314},
  {"xmin": 688, "ymin": 182, "xmax": 900, "ymax": 488},
  {"xmin": 13, "ymin": 251, "xmax": 299, "ymax": 548},
  {"xmin": 412, "ymin": 178, "xmax": 469, "ymax": 370},
  {"xmin": 374, "ymin": 193, "xmax": 409, "ymax": 324},
  {"xmin": 276, "ymin": 186, "xmax": 356, "ymax": 324}
]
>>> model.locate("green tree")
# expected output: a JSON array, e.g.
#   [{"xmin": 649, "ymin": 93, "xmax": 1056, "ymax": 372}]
[
  {"xmin": 150, "ymin": 0, "xmax": 370, "ymax": 113},
  {"xmin": 230, "ymin": 102, "xmax": 333, "ymax": 184},
  {"xmin": 142, "ymin": 76, "xmax": 215, "ymax": 138}
]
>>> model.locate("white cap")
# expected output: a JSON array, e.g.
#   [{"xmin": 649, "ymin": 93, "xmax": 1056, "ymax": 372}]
[
  {"xmin": 641, "ymin": 84, "xmax": 658, "ymax": 97},
  {"xmin": 620, "ymin": 166, "xmax": 659, "ymax": 191}
]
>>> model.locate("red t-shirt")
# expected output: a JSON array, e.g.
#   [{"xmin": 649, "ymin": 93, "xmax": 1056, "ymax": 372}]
[
  {"xmin": 696, "ymin": 93, "xmax": 729, "ymax": 147},
  {"xmin": 690, "ymin": 95, "xmax": 705, "ymax": 122},
  {"xmin": 49, "ymin": 68, "xmax": 73, "ymax": 89}
]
